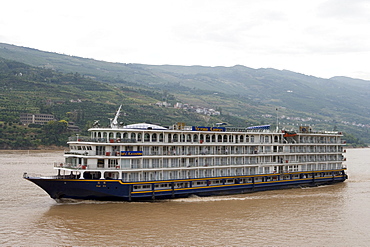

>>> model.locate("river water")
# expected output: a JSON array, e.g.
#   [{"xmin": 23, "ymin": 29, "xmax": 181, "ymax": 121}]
[{"xmin": 0, "ymin": 148, "xmax": 369, "ymax": 246}]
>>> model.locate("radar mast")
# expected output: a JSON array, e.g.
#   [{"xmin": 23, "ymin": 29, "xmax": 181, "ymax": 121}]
[{"xmin": 110, "ymin": 105, "xmax": 122, "ymax": 128}]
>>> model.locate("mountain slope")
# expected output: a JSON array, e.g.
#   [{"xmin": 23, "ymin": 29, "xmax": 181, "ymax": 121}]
[{"xmin": 1, "ymin": 42, "xmax": 369, "ymax": 144}]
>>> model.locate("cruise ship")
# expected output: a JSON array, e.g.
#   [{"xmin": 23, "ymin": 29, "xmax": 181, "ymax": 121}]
[{"xmin": 24, "ymin": 106, "xmax": 347, "ymax": 201}]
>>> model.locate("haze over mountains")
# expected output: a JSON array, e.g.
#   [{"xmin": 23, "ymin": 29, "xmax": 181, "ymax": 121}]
[{"xmin": 1, "ymin": 42, "xmax": 369, "ymax": 144}]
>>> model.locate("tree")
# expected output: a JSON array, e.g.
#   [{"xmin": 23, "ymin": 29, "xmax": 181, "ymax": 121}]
[{"xmin": 40, "ymin": 120, "xmax": 70, "ymax": 146}]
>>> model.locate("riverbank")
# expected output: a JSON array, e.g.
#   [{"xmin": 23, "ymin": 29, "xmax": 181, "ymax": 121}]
[{"xmin": 0, "ymin": 145, "xmax": 65, "ymax": 151}]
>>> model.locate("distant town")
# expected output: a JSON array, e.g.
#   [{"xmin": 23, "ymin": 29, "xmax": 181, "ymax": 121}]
[
  {"xmin": 262, "ymin": 114, "xmax": 370, "ymax": 129},
  {"xmin": 155, "ymin": 102, "xmax": 221, "ymax": 116}
]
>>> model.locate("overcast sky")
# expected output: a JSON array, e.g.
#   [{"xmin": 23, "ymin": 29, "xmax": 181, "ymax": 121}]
[{"xmin": 1, "ymin": 0, "xmax": 370, "ymax": 80}]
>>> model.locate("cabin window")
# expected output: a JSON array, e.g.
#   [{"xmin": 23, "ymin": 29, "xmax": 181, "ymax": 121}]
[
  {"xmin": 130, "ymin": 173, "xmax": 138, "ymax": 181},
  {"xmin": 152, "ymin": 146, "xmax": 159, "ymax": 155},
  {"xmin": 97, "ymin": 159, "xmax": 104, "ymax": 168},
  {"xmin": 162, "ymin": 146, "xmax": 168, "ymax": 155},
  {"xmin": 172, "ymin": 158, "xmax": 179, "ymax": 167},
  {"xmin": 152, "ymin": 133, "xmax": 157, "ymax": 142},
  {"xmin": 108, "ymin": 159, "xmax": 118, "ymax": 168},
  {"xmin": 187, "ymin": 134, "xmax": 191, "ymax": 142},
  {"xmin": 188, "ymin": 146, "xmax": 196, "ymax": 155},
  {"xmin": 250, "ymin": 167, "xmax": 256, "ymax": 174},
  {"xmin": 250, "ymin": 135, "xmax": 255, "ymax": 142},
  {"xmin": 173, "ymin": 134, "xmax": 178, "ymax": 142},
  {"xmin": 206, "ymin": 134, "xmax": 211, "ymax": 142},
  {"xmin": 96, "ymin": 146, "xmax": 105, "ymax": 155},
  {"xmin": 223, "ymin": 135, "xmax": 228, "ymax": 142},
  {"xmin": 116, "ymin": 145, "xmax": 122, "ymax": 154},
  {"xmin": 131, "ymin": 159, "xmax": 141, "ymax": 169},
  {"xmin": 143, "ymin": 159, "xmax": 150, "ymax": 168},
  {"xmin": 121, "ymin": 159, "xmax": 130, "ymax": 169},
  {"xmin": 193, "ymin": 134, "xmax": 198, "ymax": 142},
  {"xmin": 153, "ymin": 159, "xmax": 161, "ymax": 168},
  {"xmin": 122, "ymin": 173, "xmax": 130, "ymax": 182},
  {"xmin": 199, "ymin": 134, "xmax": 204, "ymax": 143},
  {"xmin": 204, "ymin": 169, "xmax": 211, "ymax": 177},
  {"xmin": 246, "ymin": 135, "xmax": 249, "ymax": 142},
  {"xmin": 218, "ymin": 135, "xmax": 222, "ymax": 142},
  {"xmin": 159, "ymin": 133, "xmax": 163, "ymax": 142},
  {"xmin": 163, "ymin": 159, "xmax": 169, "ymax": 168},
  {"xmin": 144, "ymin": 133, "xmax": 150, "ymax": 142}
]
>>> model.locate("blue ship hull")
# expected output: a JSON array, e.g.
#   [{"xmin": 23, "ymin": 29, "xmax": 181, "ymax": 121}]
[{"xmin": 25, "ymin": 170, "xmax": 347, "ymax": 201}]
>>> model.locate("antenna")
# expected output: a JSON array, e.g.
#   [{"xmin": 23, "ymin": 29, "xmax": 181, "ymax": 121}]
[
  {"xmin": 276, "ymin": 107, "xmax": 279, "ymax": 132},
  {"xmin": 111, "ymin": 105, "xmax": 122, "ymax": 128}
]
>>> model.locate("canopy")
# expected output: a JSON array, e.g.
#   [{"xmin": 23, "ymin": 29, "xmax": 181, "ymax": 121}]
[{"xmin": 246, "ymin": 125, "xmax": 271, "ymax": 130}]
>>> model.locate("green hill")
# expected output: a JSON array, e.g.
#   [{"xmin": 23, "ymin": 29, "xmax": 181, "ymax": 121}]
[
  {"xmin": 0, "ymin": 42, "xmax": 369, "ymax": 147},
  {"xmin": 0, "ymin": 57, "xmax": 245, "ymax": 148}
]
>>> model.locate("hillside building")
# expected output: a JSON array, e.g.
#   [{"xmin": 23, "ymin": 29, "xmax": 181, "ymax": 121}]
[{"xmin": 20, "ymin": 113, "xmax": 55, "ymax": 125}]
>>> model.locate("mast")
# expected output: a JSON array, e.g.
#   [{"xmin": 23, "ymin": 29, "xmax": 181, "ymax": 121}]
[
  {"xmin": 111, "ymin": 105, "xmax": 122, "ymax": 128},
  {"xmin": 276, "ymin": 107, "xmax": 279, "ymax": 132}
]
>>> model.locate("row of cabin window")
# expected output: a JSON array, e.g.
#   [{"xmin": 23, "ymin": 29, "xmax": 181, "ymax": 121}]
[
  {"xmin": 70, "ymin": 146, "xmax": 93, "ymax": 151},
  {"xmin": 124, "ymin": 168, "xmax": 261, "ymax": 181},
  {"xmin": 94, "ymin": 145, "xmax": 341, "ymax": 157},
  {"xmin": 290, "ymin": 146, "xmax": 342, "ymax": 153},
  {"xmin": 131, "ymin": 173, "xmax": 341, "ymax": 189},
  {"xmin": 71, "ymin": 144, "xmax": 341, "ymax": 154},
  {"xmin": 121, "ymin": 166, "xmax": 343, "ymax": 182},
  {"xmin": 300, "ymin": 136, "xmax": 340, "ymax": 143},
  {"xmin": 100, "ymin": 156, "xmax": 342, "ymax": 169},
  {"xmin": 92, "ymin": 132, "xmax": 283, "ymax": 143},
  {"xmin": 93, "ymin": 132, "xmax": 340, "ymax": 144}
]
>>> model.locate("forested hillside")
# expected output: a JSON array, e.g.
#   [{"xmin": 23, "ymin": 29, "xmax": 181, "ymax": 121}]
[
  {"xmin": 0, "ymin": 57, "xmax": 247, "ymax": 149},
  {"xmin": 0, "ymin": 42, "xmax": 369, "ymax": 147}
]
